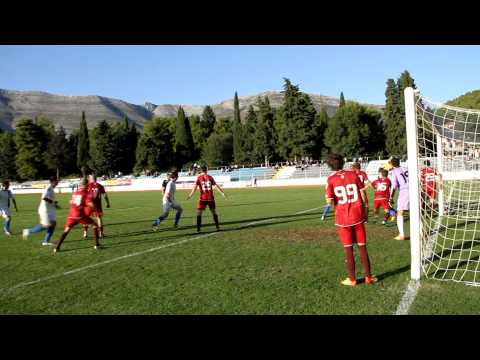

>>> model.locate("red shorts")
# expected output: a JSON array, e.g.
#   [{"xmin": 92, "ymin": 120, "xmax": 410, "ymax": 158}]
[
  {"xmin": 197, "ymin": 200, "xmax": 216, "ymax": 210},
  {"xmin": 374, "ymin": 199, "xmax": 390, "ymax": 211},
  {"xmin": 337, "ymin": 223, "xmax": 367, "ymax": 247},
  {"xmin": 65, "ymin": 216, "xmax": 95, "ymax": 228},
  {"xmin": 85, "ymin": 206, "xmax": 103, "ymax": 217}
]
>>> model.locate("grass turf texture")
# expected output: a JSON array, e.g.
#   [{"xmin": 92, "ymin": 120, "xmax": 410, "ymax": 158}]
[{"xmin": 0, "ymin": 187, "xmax": 477, "ymax": 314}]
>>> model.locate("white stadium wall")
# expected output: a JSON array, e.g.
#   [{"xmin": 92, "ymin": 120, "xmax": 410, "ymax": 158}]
[{"xmin": 10, "ymin": 160, "xmax": 399, "ymax": 194}]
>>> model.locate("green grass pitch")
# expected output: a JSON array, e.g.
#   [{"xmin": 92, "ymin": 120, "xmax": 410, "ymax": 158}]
[{"xmin": 0, "ymin": 187, "xmax": 478, "ymax": 314}]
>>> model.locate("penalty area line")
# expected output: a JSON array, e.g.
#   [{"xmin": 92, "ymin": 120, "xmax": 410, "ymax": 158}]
[{"xmin": 1, "ymin": 206, "xmax": 321, "ymax": 294}]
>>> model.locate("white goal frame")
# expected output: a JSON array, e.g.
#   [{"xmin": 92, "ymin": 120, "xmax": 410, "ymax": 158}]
[{"xmin": 405, "ymin": 87, "xmax": 480, "ymax": 285}]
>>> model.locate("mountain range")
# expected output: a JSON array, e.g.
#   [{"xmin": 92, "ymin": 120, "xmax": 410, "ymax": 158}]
[{"xmin": 0, "ymin": 88, "xmax": 383, "ymax": 133}]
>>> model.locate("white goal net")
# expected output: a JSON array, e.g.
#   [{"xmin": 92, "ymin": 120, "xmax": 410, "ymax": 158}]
[{"xmin": 407, "ymin": 87, "xmax": 480, "ymax": 286}]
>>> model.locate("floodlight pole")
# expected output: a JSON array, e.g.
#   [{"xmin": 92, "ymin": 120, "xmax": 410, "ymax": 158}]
[{"xmin": 405, "ymin": 87, "xmax": 422, "ymax": 280}]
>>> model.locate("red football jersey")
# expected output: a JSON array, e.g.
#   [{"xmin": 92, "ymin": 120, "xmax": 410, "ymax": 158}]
[
  {"xmin": 326, "ymin": 170, "xmax": 366, "ymax": 227},
  {"xmin": 196, "ymin": 174, "xmax": 217, "ymax": 201},
  {"xmin": 354, "ymin": 170, "xmax": 370, "ymax": 186},
  {"xmin": 88, "ymin": 182, "xmax": 106, "ymax": 208},
  {"xmin": 371, "ymin": 177, "xmax": 392, "ymax": 200},
  {"xmin": 420, "ymin": 167, "xmax": 437, "ymax": 193},
  {"xmin": 68, "ymin": 187, "xmax": 93, "ymax": 219}
]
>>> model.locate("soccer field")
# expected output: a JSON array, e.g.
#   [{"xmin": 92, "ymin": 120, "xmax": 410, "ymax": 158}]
[{"xmin": 0, "ymin": 187, "xmax": 478, "ymax": 314}]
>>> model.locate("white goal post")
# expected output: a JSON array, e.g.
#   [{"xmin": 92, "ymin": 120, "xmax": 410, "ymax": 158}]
[{"xmin": 405, "ymin": 87, "xmax": 480, "ymax": 286}]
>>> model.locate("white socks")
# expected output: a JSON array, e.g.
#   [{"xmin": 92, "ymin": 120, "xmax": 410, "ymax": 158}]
[{"xmin": 397, "ymin": 215, "xmax": 404, "ymax": 236}]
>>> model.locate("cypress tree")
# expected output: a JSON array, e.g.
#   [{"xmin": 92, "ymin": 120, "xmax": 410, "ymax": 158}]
[
  {"xmin": 339, "ymin": 92, "xmax": 346, "ymax": 108},
  {"xmin": 77, "ymin": 111, "xmax": 90, "ymax": 176},
  {"xmin": 243, "ymin": 105, "xmax": 258, "ymax": 165},
  {"xmin": 175, "ymin": 106, "xmax": 195, "ymax": 166},
  {"xmin": 232, "ymin": 91, "xmax": 244, "ymax": 164},
  {"xmin": 384, "ymin": 78, "xmax": 400, "ymax": 155}
]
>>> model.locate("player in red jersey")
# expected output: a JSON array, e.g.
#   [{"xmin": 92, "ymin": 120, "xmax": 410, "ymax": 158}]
[
  {"xmin": 187, "ymin": 165, "xmax": 227, "ymax": 232},
  {"xmin": 53, "ymin": 178, "xmax": 101, "ymax": 253},
  {"xmin": 326, "ymin": 154, "xmax": 373, "ymax": 286},
  {"xmin": 83, "ymin": 174, "xmax": 110, "ymax": 239},
  {"xmin": 371, "ymin": 169, "xmax": 392, "ymax": 225},
  {"xmin": 351, "ymin": 162, "xmax": 371, "ymax": 222},
  {"xmin": 420, "ymin": 160, "xmax": 438, "ymax": 207}
]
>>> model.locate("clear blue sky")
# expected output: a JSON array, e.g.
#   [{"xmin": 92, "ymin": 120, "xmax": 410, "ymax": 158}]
[{"xmin": 1, "ymin": 45, "xmax": 479, "ymax": 106}]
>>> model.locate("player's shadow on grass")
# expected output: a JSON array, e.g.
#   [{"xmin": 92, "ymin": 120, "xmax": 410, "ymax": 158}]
[
  {"xmin": 91, "ymin": 212, "xmax": 323, "ymax": 250},
  {"xmin": 375, "ymin": 264, "xmax": 411, "ymax": 282},
  {"xmin": 222, "ymin": 200, "xmax": 296, "ymax": 208}
]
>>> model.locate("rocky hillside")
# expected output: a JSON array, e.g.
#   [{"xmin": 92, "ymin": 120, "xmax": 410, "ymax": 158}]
[
  {"xmin": 0, "ymin": 88, "xmax": 383, "ymax": 133},
  {"xmin": 0, "ymin": 89, "xmax": 152, "ymax": 133}
]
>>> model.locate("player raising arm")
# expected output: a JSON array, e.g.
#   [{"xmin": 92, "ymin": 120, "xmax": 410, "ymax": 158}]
[
  {"xmin": 0, "ymin": 180, "xmax": 18, "ymax": 236},
  {"xmin": 326, "ymin": 154, "xmax": 373, "ymax": 286},
  {"xmin": 187, "ymin": 165, "xmax": 226, "ymax": 232}
]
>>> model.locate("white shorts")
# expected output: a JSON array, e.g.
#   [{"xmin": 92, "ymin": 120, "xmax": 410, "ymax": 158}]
[
  {"xmin": 39, "ymin": 210, "xmax": 56, "ymax": 226},
  {"xmin": 0, "ymin": 208, "xmax": 10, "ymax": 219},
  {"xmin": 163, "ymin": 201, "xmax": 182, "ymax": 212}
]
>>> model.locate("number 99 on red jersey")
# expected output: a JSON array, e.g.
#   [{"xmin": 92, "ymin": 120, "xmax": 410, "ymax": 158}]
[{"xmin": 326, "ymin": 170, "xmax": 366, "ymax": 227}]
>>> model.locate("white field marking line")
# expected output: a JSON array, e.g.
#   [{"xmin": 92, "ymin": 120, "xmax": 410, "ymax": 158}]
[
  {"xmin": 0, "ymin": 232, "xmax": 216, "ymax": 294},
  {"xmin": 393, "ymin": 279, "xmax": 421, "ymax": 315},
  {"xmin": 1, "ymin": 206, "xmax": 321, "ymax": 294}
]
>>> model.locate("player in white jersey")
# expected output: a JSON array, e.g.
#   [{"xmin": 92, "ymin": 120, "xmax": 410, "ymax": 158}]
[
  {"xmin": 23, "ymin": 177, "xmax": 60, "ymax": 245},
  {"xmin": 152, "ymin": 170, "xmax": 183, "ymax": 230},
  {"xmin": 0, "ymin": 180, "xmax": 18, "ymax": 236}
]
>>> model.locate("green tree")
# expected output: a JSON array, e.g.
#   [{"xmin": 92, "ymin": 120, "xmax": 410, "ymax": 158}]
[
  {"xmin": 0, "ymin": 132, "xmax": 18, "ymax": 180},
  {"xmin": 45, "ymin": 126, "xmax": 68, "ymax": 178},
  {"xmin": 175, "ymin": 106, "xmax": 195, "ymax": 166},
  {"xmin": 384, "ymin": 78, "xmax": 399, "ymax": 155},
  {"xmin": 135, "ymin": 118, "xmax": 175, "ymax": 173},
  {"xmin": 64, "ymin": 131, "xmax": 79, "ymax": 176},
  {"xmin": 198, "ymin": 105, "xmax": 216, "ymax": 146},
  {"xmin": 213, "ymin": 117, "xmax": 233, "ymax": 135},
  {"xmin": 324, "ymin": 102, "xmax": 370, "ymax": 157},
  {"xmin": 15, "ymin": 119, "xmax": 47, "ymax": 180},
  {"xmin": 202, "ymin": 133, "xmax": 234, "ymax": 167},
  {"xmin": 312, "ymin": 108, "xmax": 330, "ymax": 159},
  {"xmin": 281, "ymin": 78, "xmax": 317, "ymax": 159},
  {"xmin": 189, "ymin": 114, "xmax": 202, "ymax": 159},
  {"xmin": 232, "ymin": 91, "xmax": 245, "ymax": 164},
  {"xmin": 77, "ymin": 111, "xmax": 90, "ymax": 176},
  {"xmin": 384, "ymin": 71, "xmax": 417, "ymax": 156},
  {"xmin": 339, "ymin": 92, "xmax": 346, "ymax": 108},
  {"xmin": 243, "ymin": 105, "xmax": 258, "ymax": 165},
  {"xmin": 253, "ymin": 96, "xmax": 276, "ymax": 164},
  {"xmin": 91, "ymin": 120, "xmax": 116, "ymax": 177}
]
